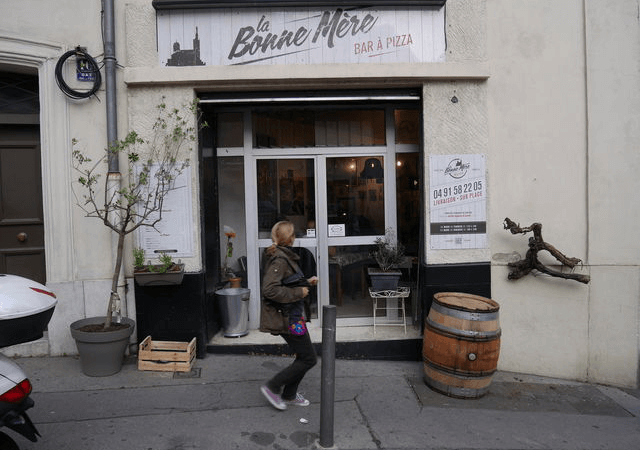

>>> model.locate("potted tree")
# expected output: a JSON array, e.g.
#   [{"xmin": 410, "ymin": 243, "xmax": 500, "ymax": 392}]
[
  {"xmin": 69, "ymin": 98, "xmax": 201, "ymax": 376},
  {"xmin": 368, "ymin": 228, "xmax": 405, "ymax": 291}
]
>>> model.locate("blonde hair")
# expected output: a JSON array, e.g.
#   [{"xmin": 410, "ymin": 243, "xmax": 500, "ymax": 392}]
[{"xmin": 271, "ymin": 220, "xmax": 295, "ymax": 247}]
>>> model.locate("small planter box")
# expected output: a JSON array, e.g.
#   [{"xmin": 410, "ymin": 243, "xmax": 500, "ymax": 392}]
[
  {"xmin": 138, "ymin": 336, "xmax": 196, "ymax": 372},
  {"xmin": 134, "ymin": 264, "xmax": 185, "ymax": 286},
  {"xmin": 368, "ymin": 268, "xmax": 402, "ymax": 291}
]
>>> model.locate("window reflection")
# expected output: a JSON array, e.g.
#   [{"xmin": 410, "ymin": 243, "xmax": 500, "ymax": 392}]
[
  {"xmin": 396, "ymin": 153, "xmax": 420, "ymax": 256},
  {"xmin": 394, "ymin": 109, "xmax": 420, "ymax": 144},
  {"xmin": 257, "ymin": 159, "xmax": 316, "ymax": 239},
  {"xmin": 253, "ymin": 111, "xmax": 315, "ymax": 148},
  {"xmin": 315, "ymin": 110, "xmax": 385, "ymax": 146},
  {"xmin": 218, "ymin": 157, "xmax": 246, "ymax": 282},
  {"xmin": 216, "ymin": 112, "xmax": 243, "ymax": 147},
  {"xmin": 253, "ymin": 109, "xmax": 385, "ymax": 148},
  {"xmin": 326, "ymin": 157, "xmax": 385, "ymax": 236},
  {"xmin": 328, "ymin": 245, "xmax": 375, "ymax": 318}
]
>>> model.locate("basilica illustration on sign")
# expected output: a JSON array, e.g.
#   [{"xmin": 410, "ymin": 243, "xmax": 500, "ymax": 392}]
[{"xmin": 166, "ymin": 27, "xmax": 205, "ymax": 66}]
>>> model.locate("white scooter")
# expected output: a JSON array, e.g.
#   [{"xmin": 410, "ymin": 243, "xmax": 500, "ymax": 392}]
[
  {"xmin": 0, "ymin": 274, "xmax": 57, "ymax": 449},
  {"xmin": 0, "ymin": 354, "xmax": 40, "ymax": 449}
]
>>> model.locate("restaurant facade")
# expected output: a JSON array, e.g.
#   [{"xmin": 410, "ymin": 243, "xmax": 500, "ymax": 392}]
[{"xmin": 1, "ymin": 0, "xmax": 639, "ymax": 388}]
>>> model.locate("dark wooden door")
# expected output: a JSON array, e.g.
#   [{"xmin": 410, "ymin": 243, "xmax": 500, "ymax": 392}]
[{"xmin": 0, "ymin": 125, "xmax": 46, "ymax": 284}]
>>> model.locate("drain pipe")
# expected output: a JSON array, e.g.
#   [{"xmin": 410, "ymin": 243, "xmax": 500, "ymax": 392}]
[
  {"xmin": 104, "ymin": 0, "xmax": 117, "ymax": 167},
  {"xmin": 103, "ymin": 0, "xmax": 127, "ymax": 322}
]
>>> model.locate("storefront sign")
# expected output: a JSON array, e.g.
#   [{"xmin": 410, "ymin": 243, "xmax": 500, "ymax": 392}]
[
  {"xmin": 137, "ymin": 166, "xmax": 195, "ymax": 258},
  {"xmin": 157, "ymin": 6, "xmax": 445, "ymax": 66},
  {"xmin": 429, "ymin": 155, "xmax": 487, "ymax": 250}
]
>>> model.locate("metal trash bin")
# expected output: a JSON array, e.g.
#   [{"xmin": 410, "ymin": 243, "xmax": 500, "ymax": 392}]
[{"xmin": 215, "ymin": 288, "xmax": 250, "ymax": 337}]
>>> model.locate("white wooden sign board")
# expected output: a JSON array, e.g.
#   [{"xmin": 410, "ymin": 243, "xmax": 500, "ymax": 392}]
[
  {"xmin": 429, "ymin": 155, "xmax": 487, "ymax": 250},
  {"xmin": 157, "ymin": 6, "xmax": 445, "ymax": 66},
  {"xmin": 136, "ymin": 165, "xmax": 195, "ymax": 259}
]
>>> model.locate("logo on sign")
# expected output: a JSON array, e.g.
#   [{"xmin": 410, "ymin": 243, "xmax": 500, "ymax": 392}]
[
  {"xmin": 228, "ymin": 9, "xmax": 378, "ymax": 64},
  {"xmin": 444, "ymin": 158, "xmax": 470, "ymax": 179}
]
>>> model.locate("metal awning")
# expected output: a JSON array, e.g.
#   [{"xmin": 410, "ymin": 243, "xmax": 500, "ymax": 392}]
[
  {"xmin": 153, "ymin": 0, "xmax": 446, "ymax": 10},
  {"xmin": 198, "ymin": 89, "xmax": 421, "ymax": 104}
]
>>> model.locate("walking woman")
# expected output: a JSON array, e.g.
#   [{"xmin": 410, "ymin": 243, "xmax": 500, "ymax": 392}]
[{"xmin": 259, "ymin": 221, "xmax": 318, "ymax": 410}]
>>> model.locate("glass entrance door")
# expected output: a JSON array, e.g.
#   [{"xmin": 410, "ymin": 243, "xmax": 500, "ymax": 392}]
[
  {"xmin": 257, "ymin": 158, "xmax": 319, "ymax": 320},
  {"xmin": 326, "ymin": 156, "xmax": 386, "ymax": 321},
  {"xmin": 255, "ymin": 154, "xmax": 391, "ymax": 325}
]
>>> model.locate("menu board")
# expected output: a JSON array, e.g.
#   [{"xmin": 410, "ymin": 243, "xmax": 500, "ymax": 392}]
[{"xmin": 136, "ymin": 166, "xmax": 194, "ymax": 258}]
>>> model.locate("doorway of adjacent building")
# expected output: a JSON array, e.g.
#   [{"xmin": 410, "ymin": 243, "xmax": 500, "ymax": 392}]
[
  {"xmin": 0, "ymin": 69, "xmax": 46, "ymax": 284},
  {"xmin": 202, "ymin": 91, "xmax": 421, "ymax": 328}
]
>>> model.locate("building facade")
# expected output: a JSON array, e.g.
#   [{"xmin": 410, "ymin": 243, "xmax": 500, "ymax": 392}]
[{"xmin": 1, "ymin": 0, "xmax": 638, "ymax": 388}]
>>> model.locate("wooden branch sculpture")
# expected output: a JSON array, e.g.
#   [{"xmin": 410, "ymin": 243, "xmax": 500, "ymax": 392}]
[{"xmin": 503, "ymin": 218, "xmax": 590, "ymax": 284}]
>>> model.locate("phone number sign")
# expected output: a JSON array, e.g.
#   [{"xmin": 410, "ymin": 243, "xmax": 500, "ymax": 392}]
[{"xmin": 429, "ymin": 154, "xmax": 487, "ymax": 250}]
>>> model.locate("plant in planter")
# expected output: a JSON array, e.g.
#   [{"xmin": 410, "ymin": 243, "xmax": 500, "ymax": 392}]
[
  {"xmin": 368, "ymin": 228, "xmax": 406, "ymax": 291},
  {"xmin": 133, "ymin": 246, "xmax": 146, "ymax": 272},
  {"xmin": 69, "ymin": 97, "xmax": 202, "ymax": 376},
  {"xmin": 133, "ymin": 249, "xmax": 185, "ymax": 286},
  {"xmin": 221, "ymin": 225, "xmax": 241, "ymax": 287}
]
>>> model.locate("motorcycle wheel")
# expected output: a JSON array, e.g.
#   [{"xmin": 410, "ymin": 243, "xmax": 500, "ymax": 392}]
[{"xmin": 0, "ymin": 431, "xmax": 20, "ymax": 450}]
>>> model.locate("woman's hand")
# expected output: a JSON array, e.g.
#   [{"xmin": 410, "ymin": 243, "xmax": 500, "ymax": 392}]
[{"xmin": 301, "ymin": 287, "xmax": 309, "ymax": 297}]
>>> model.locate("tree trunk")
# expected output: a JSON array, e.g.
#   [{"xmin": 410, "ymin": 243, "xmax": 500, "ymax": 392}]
[
  {"xmin": 104, "ymin": 231, "xmax": 125, "ymax": 329},
  {"xmin": 503, "ymin": 218, "xmax": 590, "ymax": 284}
]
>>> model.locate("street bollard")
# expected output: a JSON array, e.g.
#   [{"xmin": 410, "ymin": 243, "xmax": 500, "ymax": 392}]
[{"xmin": 319, "ymin": 305, "xmax": 336, "ymax": 448}]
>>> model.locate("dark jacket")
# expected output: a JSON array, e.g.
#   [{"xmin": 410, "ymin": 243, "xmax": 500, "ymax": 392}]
[{"xmin": 259, "ymin": 245, "xmax": 309, "ymax": 335}]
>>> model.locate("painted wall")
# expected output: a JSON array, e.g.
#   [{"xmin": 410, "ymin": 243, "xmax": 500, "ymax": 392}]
[
  {"xmin": 583, "ymin": 0, "xmax": 639, "ymax": 386},
  {"xmin": 1, "ymin": 0, "xmax": 125, "ymax": 356},
  {"xmin": 486, "ymin": 0, "xmax": 639, "ymax": 388},
  {"xmin": 1, "ymin": 0, "xmax": 638, "ymax": 388},
  {"xmin": 486, "ymin": 0, "xmax": 589, "ymax": 383}
]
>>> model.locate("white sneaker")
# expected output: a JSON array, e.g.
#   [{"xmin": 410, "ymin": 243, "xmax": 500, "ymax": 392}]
[
  {"xmin": 261, "ymin": 385, "xmax": 287, "ymax": 410},
  {"xmin": 284, "ymin": 393, "xmax": 310, "ymax": 407}
]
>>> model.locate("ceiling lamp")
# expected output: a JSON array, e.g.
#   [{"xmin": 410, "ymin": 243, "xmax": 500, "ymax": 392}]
[{"xmin": 360, "ymin": 158, "xmax": 383, "ymax": 179}]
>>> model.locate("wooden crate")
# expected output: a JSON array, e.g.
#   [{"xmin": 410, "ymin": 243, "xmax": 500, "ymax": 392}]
[{"xmin": 138, "ymin": 336, "xmax": 196, "ymax": 372}]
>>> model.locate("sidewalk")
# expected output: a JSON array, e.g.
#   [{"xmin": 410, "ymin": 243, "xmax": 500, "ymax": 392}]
[{"xmin": 8, "ymin": 353, "xmax": 640, "ymax": 450}]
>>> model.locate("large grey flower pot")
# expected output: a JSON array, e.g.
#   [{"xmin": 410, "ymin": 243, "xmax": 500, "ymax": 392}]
[{"xmin": 69, "ymin": 316, "xmax": 135, "ymax": 377}]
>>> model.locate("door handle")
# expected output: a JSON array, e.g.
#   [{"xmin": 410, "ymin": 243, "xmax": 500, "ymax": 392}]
[{"xmin": 17, "ymin": 232, "xmax": 28, "ymax": 242}]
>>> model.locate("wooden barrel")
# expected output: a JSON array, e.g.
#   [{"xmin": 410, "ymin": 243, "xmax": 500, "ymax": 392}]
[{"xmin": 423, "ymin": 292, "xmax": 501, "ymax": 399}]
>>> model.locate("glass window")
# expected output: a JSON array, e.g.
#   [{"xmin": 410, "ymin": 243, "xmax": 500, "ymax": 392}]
[
  {"xmin": 218, "ymin": 157, "xmax": 246, "ymax": 280},
  {"xmin": 326, "ymin": 156, "xmax": 385, "ymax": 236},
  {"xmin": 0, "ymin": 71, "xmax": 39, "ymax": 115},
  {"xmin": 394, "ymin": 109, "xmax": 420, "ymax": 144},
  {"xmin": 257, "ymin": 159, "xmax": 316, "ymax": 239},
  {"xmin": 315, "ymin": 110, "xmax": 385, "ymax": 147},
  {"xmin": 328, "ymin": 244, "xmax": 375, "ymax": 317},
  {"xmin": 252, "ymin": 109, "xmax": 385, "ymax": 148},
  {"xmin": 253, "ymin": 111, "xmax": 315, "ymax": 148},
  {"xmin": 396, "ymin": 152, "xmax": 420, "ymax": 256},
  {"xmin": 217, "ymin": 112, "xmax": 243, "ymax": 147}
]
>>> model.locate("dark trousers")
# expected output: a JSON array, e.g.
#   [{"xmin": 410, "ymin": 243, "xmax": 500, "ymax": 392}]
[{"xmin": 267, "ymin": 331, "xmax": 317, "ymax": 400}]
